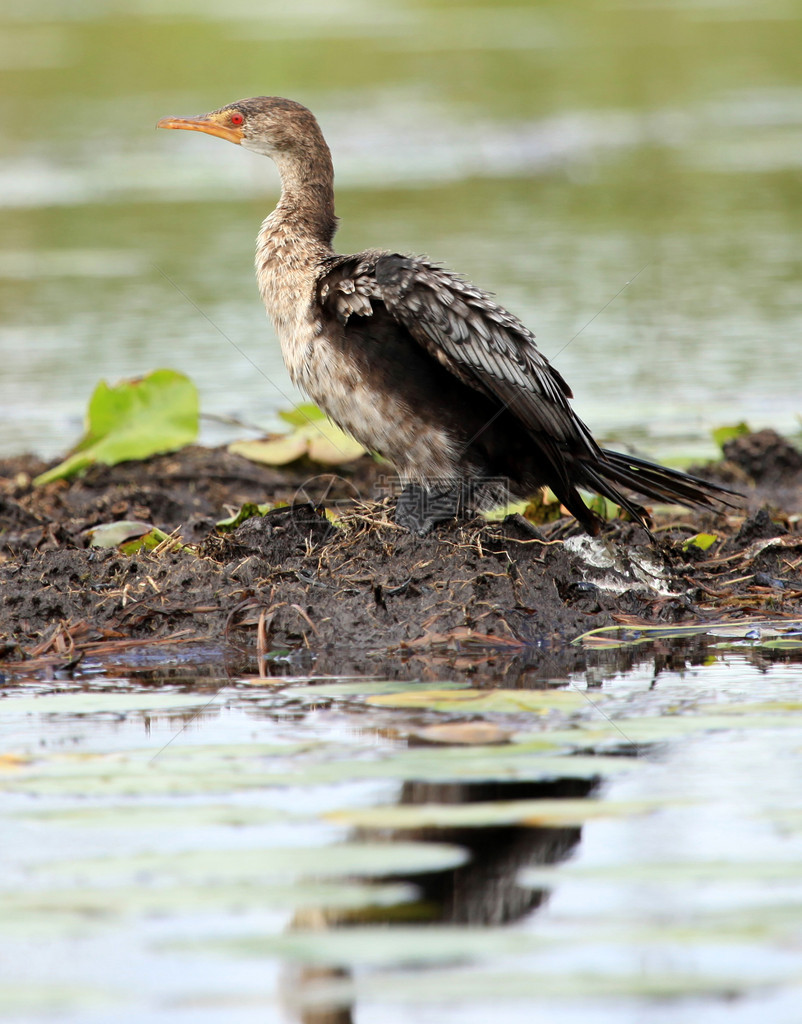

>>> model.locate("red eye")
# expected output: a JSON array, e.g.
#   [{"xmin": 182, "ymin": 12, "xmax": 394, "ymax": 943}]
[{"xmin": 230, "ymin": 111, "xmax": 244, "ymax": 126}]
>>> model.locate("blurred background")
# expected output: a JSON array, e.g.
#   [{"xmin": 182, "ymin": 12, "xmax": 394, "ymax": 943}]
[{"xmin": 1, "ymin": 0, "xmax": 801, "ymax": 462}]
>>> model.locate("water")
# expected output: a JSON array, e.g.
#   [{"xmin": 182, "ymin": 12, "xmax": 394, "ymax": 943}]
[
  {"xmin": 3, "ymin": 637, "xmax": 802, "ymax": 1022},
  {"xmin": 1, "ymin": 0, "xmax": 801, "ymax": 460}
]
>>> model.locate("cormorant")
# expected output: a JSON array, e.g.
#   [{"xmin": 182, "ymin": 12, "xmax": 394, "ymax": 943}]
[{"xmin": 158, "ymin": 97, "xmax": 736, "ymax": 534}]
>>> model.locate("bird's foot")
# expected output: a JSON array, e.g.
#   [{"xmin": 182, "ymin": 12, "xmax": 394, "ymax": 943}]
[{"xmin": 394, "ymin": 483, "xmax": 469, "ymax": 535}]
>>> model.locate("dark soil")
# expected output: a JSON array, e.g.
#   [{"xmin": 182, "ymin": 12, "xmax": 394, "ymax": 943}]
[{"xmin": 2, "ymin": 430, "xmax": 801, "ymax": 667}]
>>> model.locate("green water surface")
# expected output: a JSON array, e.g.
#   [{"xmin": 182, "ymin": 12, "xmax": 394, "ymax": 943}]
[{"xmin": 1, "ymin": 0, "xmax": 800, "ymax": 460}]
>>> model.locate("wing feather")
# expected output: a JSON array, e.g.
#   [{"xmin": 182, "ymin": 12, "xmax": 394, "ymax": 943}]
[{"xmin": 317, "ymin": 251, "xmax": 600, "ymax": 458}]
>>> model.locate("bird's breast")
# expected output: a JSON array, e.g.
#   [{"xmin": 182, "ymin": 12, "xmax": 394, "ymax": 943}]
[{"xmin": 255, "ymin": 231, "xmax": 462, "ymax": 482}]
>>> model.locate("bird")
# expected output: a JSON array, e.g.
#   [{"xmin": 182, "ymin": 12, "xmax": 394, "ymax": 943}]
[{"xmin": 158, "ymin": 96, "xmax": 737, "ymax": 535}]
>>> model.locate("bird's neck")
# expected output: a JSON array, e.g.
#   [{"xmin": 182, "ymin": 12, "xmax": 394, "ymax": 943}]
[{"xmin": 264, "ymin": 145, "xmax": 338, "ymax": 255}]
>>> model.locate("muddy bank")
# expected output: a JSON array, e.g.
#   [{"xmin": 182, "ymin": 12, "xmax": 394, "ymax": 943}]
[{"xmin": 1, "ymin": 430, "xmax": 801, "ymax": 665}]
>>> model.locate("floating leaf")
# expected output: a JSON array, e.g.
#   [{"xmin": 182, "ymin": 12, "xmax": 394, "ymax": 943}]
[
  {"xmin": 298, "ymin": 680, "xmax": 469, "ymax": 698},
  {"xmin": 520, "ymin": 859, "xmax": 802, "ymax": 889},
  {"xmin": 2, "ymin": 692, "xmax": 225, "ymax": 716},
  {"xmin": 1, "ymin": 880, "xmax": 416, "ymax": 925},
  {"xmin": 287, "ymin": 964, "xmax": 777, "ymax": 1007},
  {"xmin": 34, "ymin": 369, "xmax": 198, "ymax": 485},
  {"xmin": 13, "ymin": 803, "xmax": 291, "ymax": 829},
  {"xmin": 326, "ymin": 797, "xmax": 656, "ymax": 831},
  {"xmin": 36, "ymin": 842, "xmax": 469, "ymax": 884},
  {"xmin": 366, "ymin": 688, "xmax": 596, "ymax": 714},
  {"xmin": 0, "ymin": 984, "xmax": 116, "ymax": 1016},
  {"xmin": 167, "ymin": 924, "xmax": 541, "ymax": 968},
  {"xmin": 411, "ymin": 722, "xmax": 513, "ymax": 745},
  {"xmin": 0, "ymin": 739, "xmax": 628, "ymax": 797},
  {"xmin": 712, "ymin": 421, "xmax": 751, "ymax": 450}
]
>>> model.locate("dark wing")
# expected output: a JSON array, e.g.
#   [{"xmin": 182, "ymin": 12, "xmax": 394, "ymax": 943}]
[
  {"xmin": 317, "ymin": 251, "xmax": 739, "ymax": 528},
  {"xmin": 318, "ymin": 251, "xmax": 601, "ymax": 459}
]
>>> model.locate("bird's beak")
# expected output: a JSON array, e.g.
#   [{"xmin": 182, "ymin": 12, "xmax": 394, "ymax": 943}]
[{"xmin": 157, "ymin": 113, "xmax": 243, "ymax": 145}]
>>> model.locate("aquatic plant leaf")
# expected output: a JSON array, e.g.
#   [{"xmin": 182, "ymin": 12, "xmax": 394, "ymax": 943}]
[
  {"xmin": 306, "ymin": 419, "xmax": 367, "ymax": 464},
  {"xmin": 0, "ymin": 742, "xmax": 626, "ymax": 797},
  {"xmin": 82, "ymin": 519, "xmax": 180, "ymax": 555},
  {"xmin": 586, "ymin": 493, "xmax": 621, "ymax": 520},
  {"xmin": 167, "ymin": 924, "xmax": 542, "ymax": 967},
  {"xmin": 411, "ymin": 722, "xmax": 513, "ymax": 745},
  {"xmin": 281, "ymin": 749, "xmax": 630, "ymax": 787},
  {"xmin": 481, "ymin": 499, "xmax": 529, "ymax": 522},
  {"xmin": 85, "ymin": 520, "xmax": 151, "ymax": 548},
  {"xmin": 366, "ymin": 688, "xmax": 596, "ymax": 714},
  {"xmin": 1, "ymin": 880, "xmax": 416, "ymax": 926},
  {"xmin": 13, "ymin": 803, "xmax": 291, "ymax": 829},
  {"xmin": 682, "ymin": 532, "xmax": 718, "ymax": 552},
  {"xmin": 36, "ymin": 842, "xmax": 469, "ymax": 883},
  {"xmin": 297, "ymin": 680, "xmax": 469, "ymax": 698},
  {"xmin": 229, "ymin": 416, "xmax": 365, "ymax": 467},
  {"xmin": 696, "ymin": 699, "xmax": 802, "ymax": 716},
  {"xmin": 520, "ymin": 860, "xmax": 802, "ymax": 889},
  {"xmin": 532, "ymin": 712, "xmax": 802, "ymax": 751},
  {"xmin": 215, "ymin": 501, "xmax": 274, "ymax": 531},
  {"xmin": 574, "ymin": 619, "xmax": 802, "ymax": 649},
  {"xmin": 3, "ymin": 692, "xmax": 226, "ymax": 716},
  {"xmin": 229, "ymin": 434, "xmax": 308, "ymax": 467},
  {"xmin": 326, "ymin": 797, "xmax": 656, "ymax": 831},
  {"xmin": 0, "ymin": 984, "xmax": 116, "ymax": 1016},
  {"xmin": 34, "ymin": 369, "xmax": 198, "ymax": 485},
  {"xmin": 278, "ymin": 402, "xmax": 326, "ymax": 427},
  {"xmin": 291, "ymin": 964, "xmax": 776, "ymax": 1007},
  {"xmin": 712, "ymin": 421, "xmax": 751, "ymax": 449}
]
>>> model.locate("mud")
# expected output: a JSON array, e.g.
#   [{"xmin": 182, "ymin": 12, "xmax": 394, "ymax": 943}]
[{"xmin": 1, "ymin": 430, "xmax": 801, "ymax": 667}]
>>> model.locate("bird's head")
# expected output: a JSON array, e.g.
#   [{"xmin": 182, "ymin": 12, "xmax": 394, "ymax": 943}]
[{"xmin": 157, "ymin": 96, "xmax": 323, "ymax": 160}]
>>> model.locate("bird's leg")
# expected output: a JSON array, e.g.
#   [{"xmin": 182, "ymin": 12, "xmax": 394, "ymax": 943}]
[{"xmin": 394, "ymin": 481, "xmax": 471, "ymax": 535}]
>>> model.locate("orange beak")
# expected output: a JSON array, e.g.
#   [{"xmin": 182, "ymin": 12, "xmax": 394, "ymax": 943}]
[{"xmin": 157, "ymin": 114, "xmax": 243, "ymax": 145}]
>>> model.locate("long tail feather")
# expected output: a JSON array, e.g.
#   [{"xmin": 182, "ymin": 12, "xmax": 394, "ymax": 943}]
[{"xmin": 575, "ymin": 449, "xmax": 741, "ymax": 531}]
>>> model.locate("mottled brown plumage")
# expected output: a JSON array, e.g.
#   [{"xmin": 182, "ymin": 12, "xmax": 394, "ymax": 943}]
[{"xmin": 158, "ymin": 97, "xmax": 737, "ymax": 533}]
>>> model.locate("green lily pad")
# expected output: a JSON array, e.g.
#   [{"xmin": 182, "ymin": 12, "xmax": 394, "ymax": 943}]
[
  {"xmin": 520, "ymin": 860, "xmax": 802, "ymax": 889},
  {"xmin": 13, "ymin": 803, "xmax": 291, "ymax": 829},
  {"xmin": 325, "ymin": 797, "xmax": 658, "ymax": 831},
  {"xmin": 287, "ymin": 964, "xmax": 777, "ymax": 1007},
  {"xmin": 34, "ymin": 369, "xmax": 198, "ymax": 486},
  {"xmin": 366, "ymin": 688, "xmax": 596, "ymax": 714},
  {"xmin": 2, "ymin": 692, "xmax": 226, "ymax": 716},
  {"xmin": 166, "ymin": 924, "xmax": 542, "ymax": 968},
  {"xmin": 1, "ymin": 880, "xmax": 416, "ymax": 927},
  {"xmin": 36, "ymin": 842, "xmax": 469, "ymax": 884},
  {"xmin": 0, "ymin": 738, "xmax": 631, "ymax": 797}
]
